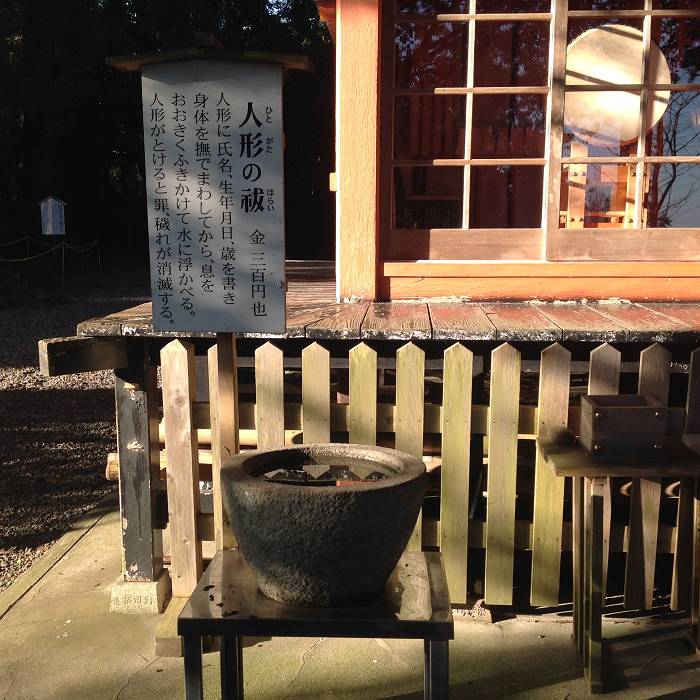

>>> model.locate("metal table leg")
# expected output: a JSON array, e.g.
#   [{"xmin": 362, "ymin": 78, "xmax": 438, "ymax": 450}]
[
  {"xmin": 221, "ymin": 635, "xmax": 244, "ymax": 699},
  {"xmin": 183, "ymin": 634, "xmax": 203, "ymax": 700},
  {"xmin": 426, "ymin": 640, "xmax": 449, "ymax": 699}
]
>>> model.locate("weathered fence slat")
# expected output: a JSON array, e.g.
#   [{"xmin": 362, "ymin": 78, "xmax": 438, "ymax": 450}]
[
  {"xmin": 207, "ymin": 334, "xmax": 238, "ymax": 550},
  {"xmin": 161, "ymin": 339, "xmax": 202, "ymax": 597},
  {"xmin": 588, "ymin": 342, "xmax": 621, "ymax": 595},
  {"xmin": 625, "ymin": 343, "xmax": 670, "ymax": 609},
  {"xmin": 673, "ymin": 347, "xmax": 700, "ymax": 610},
  {"xmin": 440, "ymin": 343, "xmax": 473, "ymax": 605},
  {"xmin": 485, "ymin": 343, "xmax": 521, "ymax": 606},
  {"xmin": 396, "ymin": 342, "xmax": 426, "ymax": 551},
  {"xmin": 302, "ymin": 342, "xmax": 331, "ymax": 443},
  {"xmin": 255, "ymin": 342, "xmax": 285, "ymax": 449},
  {"xmin": 349, "ymin": 343, "xmax": 377, "ymax": 445},
  {"xmin": 531, "ymin": 343, "xmax": 571, "ymax": 606}
]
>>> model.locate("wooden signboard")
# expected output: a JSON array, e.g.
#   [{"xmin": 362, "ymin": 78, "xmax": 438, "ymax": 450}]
[{"xmin": 141, "ymin": 59, "xmax": 285, "ymax": 333}]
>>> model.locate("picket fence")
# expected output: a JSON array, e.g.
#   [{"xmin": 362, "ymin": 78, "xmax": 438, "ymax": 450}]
[{"xmin": 158, "ymin": 337, "xmax": 699, "ymax": 611}]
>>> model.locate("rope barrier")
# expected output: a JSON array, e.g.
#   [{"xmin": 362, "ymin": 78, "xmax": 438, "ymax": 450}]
[
  {"xmin": 0, "ymin": 244, "xmax": 64, "ymax": 263},
  {"xmin": 65, "ymin": 241, "xmax": 99, "ymax": 252},
  {"xmin": 0, "ymin": 240, "xmax": 100, "ymax": 262},
  {"xmin": 0, "ymin": 236, "xmax": 31, "ymax": 248},
  {"xmin": 0, "ymin": 239, "xmax": 102, "ymax": 287}
]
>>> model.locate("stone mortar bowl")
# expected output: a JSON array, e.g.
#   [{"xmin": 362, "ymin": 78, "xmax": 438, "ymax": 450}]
[{"xmin": 221, "ymin": 443, "xmax": 426, "ymax": 608}]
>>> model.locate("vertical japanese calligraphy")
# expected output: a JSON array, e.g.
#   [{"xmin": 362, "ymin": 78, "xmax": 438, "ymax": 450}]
[{"xmin": 142, "ymin": 60, "xmax": 285, "ymax": 332}]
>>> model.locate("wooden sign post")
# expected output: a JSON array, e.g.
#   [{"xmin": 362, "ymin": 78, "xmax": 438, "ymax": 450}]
[
  {"xmin": 139, "ymin": 55, "xmax": 293, "ymax": 551},
  {"xmin": 106, "ymin": 45, "xmax": 310, "ymax": 632}
]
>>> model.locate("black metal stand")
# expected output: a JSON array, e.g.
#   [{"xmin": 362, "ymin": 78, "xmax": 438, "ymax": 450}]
[{"xmin": 178, "ymin": 550, "xmax": 454, "ymax": 699}]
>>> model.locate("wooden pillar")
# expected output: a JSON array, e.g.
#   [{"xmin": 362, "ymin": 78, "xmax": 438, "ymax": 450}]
[
  {"xmin": 336, "ymin": 0, "xmax": 380, "ymax": 301},
  {"xmin": 543, "ymin": 0, "xmax": 567, "ymax": 259},
  {"xmin": 114, "ymin": 342, "xmax": 164, "ymax": 583}
]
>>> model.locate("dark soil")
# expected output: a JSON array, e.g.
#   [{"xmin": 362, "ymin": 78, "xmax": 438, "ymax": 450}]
[{"xmin": 0, "ymin": 277, "xmax": 148, "ymax": 591}]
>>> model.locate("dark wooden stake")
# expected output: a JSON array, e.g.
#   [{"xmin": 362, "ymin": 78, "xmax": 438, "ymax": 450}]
[{"xmin": 115, "ymin": 341, "xmax": 164, "ymax": 581}]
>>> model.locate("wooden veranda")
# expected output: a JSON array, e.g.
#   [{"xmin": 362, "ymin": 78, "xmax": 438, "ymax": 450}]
[
  {"xmin": 36, "ymin": 260, "xmax": 700, "ymax": 653},
  {"xmin": 77, "ymin": 261, "xmax": 700, "ymax": 344}
]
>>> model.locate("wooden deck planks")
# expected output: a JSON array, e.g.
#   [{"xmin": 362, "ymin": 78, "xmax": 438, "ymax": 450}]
[
  {"xmin": 77, "ymin": 257, "xmax": 700, "ymax": 346},
  {"xmin": 272, "ymin": 303, "xmax": 343, "ymax": 339},
  {"xmin": 481, "ymin": 304, "xmax": 562, "ymax": 342},
  {"xmin": 533, "ymin": 304, "xmax": 628, "ymax": 342},
  {"xmin": 306, "ymin": 303, "xmax": 369, "ymax": 339},
  {"xmin": 361, "ymin": 303, "xmax": 431, "ymax": 340},
  {"xmin": 639, "ymin": 303, "xmax": 700, "ymax": 333},
  {"xmin": 593, "ymin": 304, "xmax": 696, "ymax": 343},
  {"xmin": 428, "ymin": 303, "xmax": 497, "ymax": 340}
]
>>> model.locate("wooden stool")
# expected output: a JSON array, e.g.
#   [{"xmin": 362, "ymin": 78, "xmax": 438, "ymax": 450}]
[
  {"xmin": 178, "ymin": 550, "xmax": 454, "ymax": 699},
  {"xmin": 540, "ymin": 437, "xmax": 700, "ymax": 693}
]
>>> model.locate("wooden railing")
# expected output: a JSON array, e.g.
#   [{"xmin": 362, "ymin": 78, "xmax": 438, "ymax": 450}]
[{"xmin": 159, "ymin": 338, "xmax": 699, "ymax": 610}]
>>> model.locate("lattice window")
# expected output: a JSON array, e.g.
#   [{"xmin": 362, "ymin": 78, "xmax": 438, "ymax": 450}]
[{"xmin": 380, "ymin": 0, "xmax": 700, "ymax": 262}]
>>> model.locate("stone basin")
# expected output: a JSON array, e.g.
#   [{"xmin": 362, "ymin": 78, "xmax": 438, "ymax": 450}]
[{"xmin": 220, "ymin": 443, "xmax": 427, "ymax": 607}]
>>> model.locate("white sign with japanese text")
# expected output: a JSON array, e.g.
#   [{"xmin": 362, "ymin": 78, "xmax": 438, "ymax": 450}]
[{"xmin": 142, "ymin": 59, "xmax": 285, "ymax": 332}]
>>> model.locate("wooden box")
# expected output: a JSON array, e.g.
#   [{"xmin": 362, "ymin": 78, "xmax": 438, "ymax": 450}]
[{"xmin": 579, "ymin": 394, "xmax": 667, "ymax": 461}]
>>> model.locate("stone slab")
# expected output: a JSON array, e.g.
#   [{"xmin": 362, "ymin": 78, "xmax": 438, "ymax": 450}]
[{"xmin": 110, "ymin": 569, "xmax": 171, "ymax": 615}]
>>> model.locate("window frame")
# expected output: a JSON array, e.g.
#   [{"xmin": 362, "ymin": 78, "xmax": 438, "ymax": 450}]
[{"xmin": 378, "ymin": 0, "xmax": 700, "ymax": 264}]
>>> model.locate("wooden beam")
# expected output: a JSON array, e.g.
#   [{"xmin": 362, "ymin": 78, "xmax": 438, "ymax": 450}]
[
  {"xmin": 114, "ymin": 349, "xmax": 163, "ymax": 583},
  {"xmin": 38, "ymin": 336, "xmax": 128, "ymax": 376},
  {"xmin": 154, "ymin": 596, "xmax": 188, "ymax": 657},
  {"xmin": 635, "ymin": 0, "xmax": 654, "ymax": 229},
  {"xmin": 336, "ymin": 0, "xmax": 379, "ymax": 301},
  {"xmin": 382, "ymin": 276, "xmax": 700, "ymax": 302},
  {"xmin": 315, "ymin": 0, "xmax": 336, "ymax": 39},
  {"xmin": 557, "ymin": 230, "xmax": 700, "ymax": 263},
  {"xmin": 107, "ymin": 48, "xmax": 312, "ymax": 73},
  {"xmin": 543, "ymin": 0, "xmax": 567, "ymax": 258},
  {"xmin": 383, "ymin": 261, "xmax": 700, "ymax": 278},
  {"xmin": 461, "ymin": 0, "xmax": 477, "ymax": 229},
  {"xmin": 384, "ymin": 229, "xmax": 543, "ymax": 261}
]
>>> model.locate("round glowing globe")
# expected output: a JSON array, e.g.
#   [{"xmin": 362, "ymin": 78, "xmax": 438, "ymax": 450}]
[{"xmin": 565, "ymin": 24, "xmax": 671, "ymax": 146}]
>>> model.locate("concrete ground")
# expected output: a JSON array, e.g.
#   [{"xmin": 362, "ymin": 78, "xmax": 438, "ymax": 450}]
[{"xmin": 2, "ymin": 503, "xmax": 700, "ymax": 700}]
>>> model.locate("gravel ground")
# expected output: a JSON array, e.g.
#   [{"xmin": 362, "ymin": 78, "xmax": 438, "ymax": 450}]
[{"xmin": 0, "ymin": 278, "xmax": 149, "ymax": 591}]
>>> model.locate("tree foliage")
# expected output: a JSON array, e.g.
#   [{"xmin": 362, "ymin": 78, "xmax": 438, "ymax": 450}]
[{"xmin": 0, "ymin": 0, "xmax": 334, "ymax": 261}]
